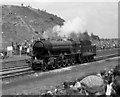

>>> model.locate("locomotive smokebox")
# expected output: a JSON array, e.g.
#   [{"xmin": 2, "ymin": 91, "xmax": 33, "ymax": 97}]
[
  {"xmin": 33, "ymin": 41, "xmax": 44, "ymax": 58},
  {"xmin": 32, "ymin": 40, "xmax": 52, "ymax": 58},
  {"xmin": 33, "ymin": 41, "xmax": 44, "ymax": 52}
]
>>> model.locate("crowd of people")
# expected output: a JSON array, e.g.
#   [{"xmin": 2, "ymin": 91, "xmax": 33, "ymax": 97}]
[
  {"xmin": 40, "ymin": 65, "xmax": 120, "ymax": 96},
  {"xmin": 10, "ymin": 38, "xmax": 120, "ymax": 55},
  {"xmin": 12, "ymin": 40, "xmax": 32, "ymax": 55},
  {"xmin": 92, "ymin": 38, "xmax": 119, "ymax": 50},
  {"xmin": 0, "ymin": 39, "xmax": 32, "ymax": 59},
  {"xmin": 0, "ymin": 38, "xmax": 119, "ymax": 59}
]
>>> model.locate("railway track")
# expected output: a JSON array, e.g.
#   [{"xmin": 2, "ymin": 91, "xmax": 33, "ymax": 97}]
[
  {"xmin": 0, "ymin": 53, "xmax": 119, "ymax": 79},
  {"xmin": 2, "ymin": 48, "xmax": 119, "ymax": 71},
  {"xmin": 1, "ymin": 65, "xmax": 29, "ymax": 72}
]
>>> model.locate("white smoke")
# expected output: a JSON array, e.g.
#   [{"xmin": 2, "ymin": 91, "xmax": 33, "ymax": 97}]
[
  {"xmin": 42, "ymin": 17, "xmax": 87, "ymax": 40},
  {"xmin": 42, "ymin": 28, "xmax": 58, "ymax": 39},
  {"xmin": 53, "ymin": 17, "xmax": 86, "ymax": 37},
  {"xmin": 42, "ymin": 28, "xmax": 52, "ymax": 39}
]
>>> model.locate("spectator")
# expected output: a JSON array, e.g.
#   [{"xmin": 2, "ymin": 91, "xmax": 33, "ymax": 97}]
[
  {"xmin": 26, "ymin": 46, "xmax": 30, "ymax": 55},
  {"xmin": 0, "ymin": 50, "xmax": 7, "ymax": 59},
  {"xmin": 104, "ymin": 66, "xmax": 120, "ymax": 97},
  {"xmin": 111, "ymin": 76, "xmax": 120, "ymax": 97},
  {"xmin": 7, "ymin": 45, "xmax": 13, "ymax": 56},
  {"xmin": 19, "ymin": 45, "xmax": 22, "ymax": 56}
]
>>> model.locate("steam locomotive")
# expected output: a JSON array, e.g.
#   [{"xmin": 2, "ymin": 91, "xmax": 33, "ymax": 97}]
[{"xmin": 28, "ymin": 39, "xmax": 96, "ymax": 71}]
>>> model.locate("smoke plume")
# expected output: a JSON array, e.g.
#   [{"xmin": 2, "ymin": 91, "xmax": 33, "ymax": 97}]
[
  {"xmin": 53, "ymin": 17, "xmax": 86, "ymax": 37},
  {"xmin": 42, "ymin": 28, "xmax": 58, "ymax": 39},
  {"xmin": 42, "ymin": 17, "xmax": 90, "ymax": 41}
]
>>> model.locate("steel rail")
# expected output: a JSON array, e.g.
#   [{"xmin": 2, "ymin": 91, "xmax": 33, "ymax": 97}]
[
  {"xmin": 1, "ymin": 53, "xmax": 119, "ymax": 79},
  {"xmin": 1, "ymin": 65, "xmax": 29, "ymax": 72},
  {"xmin": 1, "ymin": 48, "xmax": 119, "ymax": 72}
]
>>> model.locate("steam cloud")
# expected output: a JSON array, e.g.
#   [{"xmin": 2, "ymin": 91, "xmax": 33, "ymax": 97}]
[
  {"xmin": 42, "ymin": 17, "xmax": 88, "ymax": 40},
  {"xmin": 53, "ymin": 17, "xmax": 86, "ymax": 37}
]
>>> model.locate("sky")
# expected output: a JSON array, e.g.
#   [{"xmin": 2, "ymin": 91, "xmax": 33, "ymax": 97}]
[{"xmin": 1, "ymin": 0, "xmax": 119, "ymax": 38}]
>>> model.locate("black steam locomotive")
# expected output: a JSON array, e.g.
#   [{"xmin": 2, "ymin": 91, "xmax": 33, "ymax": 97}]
[{"xmin": 28, "ymin": 39, "xmax": 96, "ymax": 71}]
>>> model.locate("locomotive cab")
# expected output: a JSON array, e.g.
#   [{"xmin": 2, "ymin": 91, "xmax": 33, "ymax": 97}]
[{"xmin": 80, "ymin": 40, "xmax": 96, "ymax": 62}]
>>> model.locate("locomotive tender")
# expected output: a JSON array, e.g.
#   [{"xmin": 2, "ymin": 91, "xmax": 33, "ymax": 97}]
[{"xmin": 28, "ymin": 39, "xmax": 96, "ymax": 70}]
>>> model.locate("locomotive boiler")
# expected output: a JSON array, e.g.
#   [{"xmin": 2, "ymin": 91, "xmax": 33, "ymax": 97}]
[{"xmin": 28, "ymin": 39, "xmax": 96, "ymax": 70}]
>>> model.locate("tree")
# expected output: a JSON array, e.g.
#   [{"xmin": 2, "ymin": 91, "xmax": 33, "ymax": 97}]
[
  {"xmin": 21, "ymin": 3, "xmax": 24, "ymax": 6},
  {"xmin": 69, "ymin": 32, "xmax": 78, "ymax": 41},
  {"xmin": 91, "ymin": 33, "xmax": 100, "ymax": 41},
  {"xmin": 78, "ymin": 31, "xmax": 90, "ymax": 41},
  {"xmin": 35, "ymin": 31, "xmax": 39, "ymax": 34},
  {"xmin": 83, "ymin": 31, "xmax": 90, "ymax": 40}
]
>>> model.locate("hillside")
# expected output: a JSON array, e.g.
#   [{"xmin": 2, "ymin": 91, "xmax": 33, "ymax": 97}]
[{"xmin": 1, "ymin": 5, "xmax": 64, "ymax": 48}]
